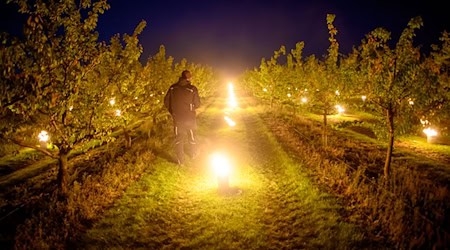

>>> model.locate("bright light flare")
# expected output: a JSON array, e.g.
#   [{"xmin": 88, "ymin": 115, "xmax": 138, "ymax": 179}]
[
  {"xmin": 420, "ymin": 119, "xmax": 429, "ymax": 126},
  {"xmin": 224, "ymin": 116, "xmax": 236, "ymax": 127},
  {"xmin": 227, "ymin": 83, "xmax": 238, "ymax": 109},
  {"xmin": 301, "ymin": 97, "xmax": 307, "ymax": 103},
  {"xmin": 228, "ymin": 82, "xmax": 234, "ymax": 92},
  {"xmin": 287, "ymin": 93, "xmax": 291, "ymax": 98},
  {"xmin": 335, "ymin": 105, "xmax": 345, "ymax": 114},
  {"xmin": 210, "ymin": 152, "xmax": 231, "ymax": 178},
  {"xmin": 109, "ymin": 98, "xmax": 115, "ymax": 106},
  {"xmin": 38, "ymin": 130, "xmax": 49, "ymax": 142},
  {"xmin": 335, "ymin": 90, "xmax": 340, "ymax": 96},
  {"xmin": 115, "ymin": 109, "xmax": 121, "ymax": 116},
  {"xmin": 423, "ymin": 127, "xmax": 438, "ymax": 143},
  {"xmin": 263, "ymin": 88, "xmax": 268, "ymax": 92},
  {"xmin": 361, "ymin": 95, "xmax": 367, "ymax": 102},
  {"xmin": 423, "ymin": 128, "xmax": 437, "ymax": 137}
]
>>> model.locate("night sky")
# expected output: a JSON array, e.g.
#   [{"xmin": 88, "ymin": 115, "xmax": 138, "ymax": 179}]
[{"xmin": 1, "ymin": 0, "xmax": 449, "ymax": 77}]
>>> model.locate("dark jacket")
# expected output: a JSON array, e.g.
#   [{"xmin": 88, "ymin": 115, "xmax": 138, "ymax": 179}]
[{"xmin": 164, "ymin": 78, "xmax": 201, "ymax": 126}]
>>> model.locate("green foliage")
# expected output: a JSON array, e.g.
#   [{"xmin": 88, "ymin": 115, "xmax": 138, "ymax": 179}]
[
  {"xmin": 241, "ymin": 13, "xmax": 449, "ymax": 175},
  {"xmin": 0, "ymin": 0, "xmax": 218, "ymax": 192}
]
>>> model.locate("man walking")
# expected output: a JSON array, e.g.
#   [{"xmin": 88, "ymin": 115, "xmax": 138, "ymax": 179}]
[{"xmin": 164, "ymin": 70, "xmax": 201, "ymax": 165}]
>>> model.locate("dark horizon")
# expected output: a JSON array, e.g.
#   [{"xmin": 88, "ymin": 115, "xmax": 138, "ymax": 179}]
[{"xmin": 1, "ymin": 0, "xmax": 449, "ymax": 77}]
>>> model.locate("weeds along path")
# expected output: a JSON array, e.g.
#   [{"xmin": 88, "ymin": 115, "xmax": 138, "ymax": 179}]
[{"xmin": 79, "ymin": 91, "xmax": 379, "ymax": 249}]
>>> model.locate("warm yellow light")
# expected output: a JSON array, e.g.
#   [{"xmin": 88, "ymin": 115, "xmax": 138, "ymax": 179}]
[
  {"xmin": 115, "ymin": 109, "xmax": 121, "ymax": 116},
  {"xmin": 109, "ymin": 98, "xmax": 115, "ymax": 106},
  {"xmin": 423, "ymin": 128, "xmax": 437, "ymax": 137},
  {"xmin": 335, "ymin": 90, "xmax": 340, "ymax": 96},
  {"xmin": 224, "ymin": 116, "xmax": 236, "ymax": 127},
  {"xmin": 210, "ymin": 152, "xmax": 231, "ymax": 177},
  {"xmin": 408, "ymin": 98, "xmax": 414, "ymax": 105},
  {"xmin": 420, "ymin": 119, "xmax": 429, "ymax": 125},
  {"xmin": 361, "ymin": 95, "xmax": 367, "ymax": 101},
  {"xmin": 423, "ymin": 128, "xmax": 438, "ymax": 143},
  {"xmin": 335, "ymin": 105, "xmax": 345, "ymax": 114},
  {"xmin": 301, "ymin": 97, "xmax": 307, "ymax": 103},
  {"xmin": 263, "ymin": 88, "xmax": 268, "ymax": 92},
  {"xmin": 38, "ymin": 130, "xmax": 49, "ymax": 142},
  {"xmin": 227, "ymin": 83, "xmax": 238, "ymax": 109},
  {"xmin": 228, "ymin": 82, "xmax": 234, "ymax": 92}
]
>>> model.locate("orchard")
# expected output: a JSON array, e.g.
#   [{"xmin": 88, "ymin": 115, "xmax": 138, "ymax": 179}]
[{"xmin": 0, "ymin": 1, "xmax": 448, "ymax": 249}]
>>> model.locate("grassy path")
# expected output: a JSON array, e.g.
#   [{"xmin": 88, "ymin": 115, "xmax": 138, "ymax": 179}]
[{"xmin": 78, "ymin": 91, "xmax": 380, "ymax": 249}]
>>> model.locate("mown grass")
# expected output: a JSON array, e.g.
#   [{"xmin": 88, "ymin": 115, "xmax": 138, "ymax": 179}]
[
  {"xmin": 79, "ymin": 94, "xmax": 379, "ymax": 249},
  {"xmin": 262, "ymin": 103, "xmax": 449, "ymax": 249}
]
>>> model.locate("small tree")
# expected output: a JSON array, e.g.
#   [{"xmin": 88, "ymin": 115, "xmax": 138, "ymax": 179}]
[
  {"xmin": 358, "ymin": 17, "xmax": 424, "ymax": 177},
  {"xmin": 0, "ymin": 0, "xmax": 114, "ymax": 194},
  {"xmin": 303, "ymin": 14, "xmax": 342, "ymax": 147}
]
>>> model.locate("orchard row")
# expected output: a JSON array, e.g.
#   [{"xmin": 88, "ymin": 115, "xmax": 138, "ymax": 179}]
[
  {"xmin": 0, "ymin": 0, "xmax": 217, "ymax": 193},
  {"xmin": 240, "ymin": 14, "xmax": 449, "ymax": 177}
]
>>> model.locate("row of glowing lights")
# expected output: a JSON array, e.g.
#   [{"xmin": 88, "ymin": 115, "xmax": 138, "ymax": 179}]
[
  {"xmin": 261, "ymin": 87, "xmax": 423, "ymax": 106},
  {"xmin": 210, "ymin": 82, "xmax": 239, "ymax": 189},
  {"xmin": 261, "ymin": 87, "xmax": 438, "ymax": 138},
  {"xmin": 86, "ymin": 95, "xmax": 163, "ymax": 117}
]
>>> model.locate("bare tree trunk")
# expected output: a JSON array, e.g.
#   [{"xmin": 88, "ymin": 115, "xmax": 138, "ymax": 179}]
[
  {"xmin": 323, "ymin": 108, "xmax": 328, "ymax": 148},
  {"xmin": 123, "ymin": 127, "xmax": 132, "ymax": 148},
  {"xmin": 57, "ymin": 151, "xmax": 69, "ymax": 195},
  {"xmin": 384, "ymin": 108, "xmax": 395, "ymax": 177}
]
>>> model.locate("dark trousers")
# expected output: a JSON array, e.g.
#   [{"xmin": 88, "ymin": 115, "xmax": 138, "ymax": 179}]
[{"xmin": 174, "ymin": 124, "xmax": 197, "ymax": 164}]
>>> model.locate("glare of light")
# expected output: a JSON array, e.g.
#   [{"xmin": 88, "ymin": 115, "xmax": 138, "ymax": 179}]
[
  {"xmin": 335, "ymin": 90, "xmax": 340, "ymax": 95},
  {"xmin": 109, "ymin": 98, "xmax": 115, "ymax": 106},
  {"xmin": 69, "ymin": 106, "xmax": 73, "ymax": 111},
  {"xmin": 263, "ymin": 88, "xmax": 268, "ymax": 92},
  {"xmin": 420, "ymin": 119, "xmax": 429, "ymax": 126},
  {"xmin": 361, "ymin": 95, "xmax": 367, "ymax": 102},
  {"xmin": 423, "ymin": 128, "xmax": 438, "ymax": 143},
  {"xmin": 38, "ymin": 130, "xmax": 49, "ymax": 142},
  {"xmin": 301, "ymin": 97, "xmax": 308, "ymax": 103},
  {"xmin": 115, "ymin": 109, "xmax": 121, "ymax": 116},
  {"xmin": 228, "ymin": 82, "xmax": 234, "ymax": 92},
  {"xmin": 150, "ymin": 93, "xmax": 154, "ymax": 97},
  {"xmin": 408, "ymin": 98, "xmax": 414, "ymax": 105},
  {"xmin": 210, "ymin": 152, "xmax": 232, "ymax": 190},
  {"xmin": 287, "ymin": 93, "xmax": 291, "ymax": 98},
  {"xmin": 228, "ymin": 96, "xmax": 238, "ymax": 109},
  {"xmin": 224, "ymin": 116, "xmax": 236, "ymax": 127},
  {"xmin": 211, "ymin": 153, "xmax": 231, "ymax": 177},
  {"xmin": 304, "ymin": 88, "xmax": 308, "ymax": 92},
  {"xmin": 423, "ymin": 128, "xmax": 437, "ymax": 137},
  {"xmin": 335, "ymin": 105, "xmax": 345, "ymax": 114},
  {"xmin": 134, "ymin": 97, "xmax": 138, "ymax": 100},
  {"xmin": 227, "ymin": 83, "xmax": 238, "ymax": 109}
]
